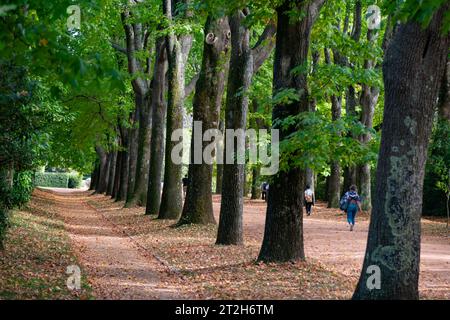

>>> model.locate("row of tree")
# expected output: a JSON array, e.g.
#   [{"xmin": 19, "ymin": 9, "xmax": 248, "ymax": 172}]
[{"xmin": 1, "ymin": 0, "xmax": 449, "ymax": 299}]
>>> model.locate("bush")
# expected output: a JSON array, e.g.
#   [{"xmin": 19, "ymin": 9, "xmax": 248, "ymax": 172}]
[
  {"xmin": 11, "ymin": 171, "xmax": 34, "ymax": 207},
  {"xmin": 34, "ymin": 172, "xmax": 68, "ymax": 188},
  {"xmin": 0, "ymin": 171, "xmax": 34, "ymax": 249},
  {"xmin": 423, "ymin": 118, "xmax": 450, "ymax": 216},
  {"xmin": 68, "ymin": 173, "xmax": 82, "ymax": 189}
]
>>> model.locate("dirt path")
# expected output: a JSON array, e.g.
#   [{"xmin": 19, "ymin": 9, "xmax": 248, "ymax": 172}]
[
  {"xmin": 42, "ymin": 188, "xmax": 180, "ymax": 300},
  {"xmin": 33, "ymin": 189, "xmax": 449, "ymax": 299},
  {"xmin": 212, "ymin": 196, "xmax": 450, "ymax": 298}
]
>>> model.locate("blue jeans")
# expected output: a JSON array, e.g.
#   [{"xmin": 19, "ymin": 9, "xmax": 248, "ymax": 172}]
[{"xmin": 347, "ymin": 203, "xmax": 358, "ymax": 225}]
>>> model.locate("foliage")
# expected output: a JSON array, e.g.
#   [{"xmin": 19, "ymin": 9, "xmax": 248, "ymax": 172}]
[
  {"xmin": 34, "ymin": 172, "xmax": 69, "ymax": 188},
  {"xmin": 68, "ymin": 172, "xmax": 83, "ymax": 189},
  {"xmin": 10, "ymin": 171, "xmax": 34, "ymax": 207},
  {"xmin": 423, "ymin": 118, "xmax": 450, "ymax": 216},
  {"xmin": 276, "ymin": 110, "xmax": 379, "ymax": 174}
]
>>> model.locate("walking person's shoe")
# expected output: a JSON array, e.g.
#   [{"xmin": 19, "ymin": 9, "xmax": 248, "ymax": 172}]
[{"xmin": 350, "ymin": 224, "xmax": 354, "ymax": 231}]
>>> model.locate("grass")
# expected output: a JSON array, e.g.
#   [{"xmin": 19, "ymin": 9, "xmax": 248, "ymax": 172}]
[{"xmin": 0, "ymin": 201, "xmax": 92, "ymax": 300}]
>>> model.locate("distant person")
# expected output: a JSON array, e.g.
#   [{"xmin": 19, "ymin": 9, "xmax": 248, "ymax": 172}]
[
  {"xmin": 304, "ymin": 185, "xmax": 315, "ymax": 216},
  {"xmin": 261, "ymin": 182, "xmax": 268, "ymax": 201},
  {"xmin": 182, "ymin": 175, "xmax": 188, "ymax": 198},
  {"xmin": 340, "ymin": 185, "xmax": 362, "ymax": 231}
]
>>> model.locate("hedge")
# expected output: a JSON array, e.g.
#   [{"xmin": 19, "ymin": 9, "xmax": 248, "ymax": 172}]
[
  {"xmin": 34, "ymin": 172, "xmax": 69, "ymax": 188},
  {"xmin": 68, "ymin": 173, "xmax": 83, "ymax": 189}
]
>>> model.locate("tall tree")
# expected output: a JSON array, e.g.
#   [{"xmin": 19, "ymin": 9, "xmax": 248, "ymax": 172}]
[
  {"xmin": 216, "ymin": 12, "xmax": 276, "ymax": 244},
  {"xmin": 353, "ymin": 4, "xmax": 449, "ymax": 299},
  {"xmin": 357, "ymin": 28, "xmax": 380, "ymax": 211},
  {"xmin": 177, "ymin": 16, "xmax": 231, "ymax": 225},
  {"xmin": 258, "ymin": 0, "xmax": 325, "ymax": 262},
  {"xmin": 343, "ymin": 0, "xmax": 362, "ymax": 192},
  {"xmin": 117, "ymin": 7, "xmax": 154, "ymax": 207},
  {"xmin": 324, "ymin": 48, "xmax": 342, "ymax": 208},
  {"xmin": 159, "ymin": 0, "xmax": 194, "ymax": 219},
  {"xmin": 216, "ymin": 9, "xmax": 253, "ymax": 245},
  {"xmin": 146, "ymin": 36, "xmax": 168, "ymax": 215},
  {"xmin": 95, "ymin": 145, "xmax": 109, "ymax": 194}
]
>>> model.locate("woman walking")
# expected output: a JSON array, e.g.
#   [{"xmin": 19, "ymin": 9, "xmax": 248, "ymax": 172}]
[{"xmin": 342, "ymin": 185, "xmax": 362, "ymax": 231}]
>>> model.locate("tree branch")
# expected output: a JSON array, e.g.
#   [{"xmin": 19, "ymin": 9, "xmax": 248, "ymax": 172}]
[
  {"xmin": 110, "ymin": 41, "xmax": 127, "ymax": 54},
  {"xmin": 251, "ymin": 21, "xmax": 277, "ymax": 73},
  {"xmin": 185, "ymin": 73, "xmax": 199, "ymax": 97}
]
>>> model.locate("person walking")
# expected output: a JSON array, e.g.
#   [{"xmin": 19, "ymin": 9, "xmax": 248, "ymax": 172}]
[
  {"xmin": 304, "ymin": 184, "xmax": 315, "ymax": 216},
  {"xmin": 340, "ymin": 185, "xmax": 362, "ymax": 231},
  {"xmin": 182, "ymin": 175, "xmax": 188, "ymax": 198},
  {"xmin": 261, "ymin": 182, "xmax": 268, "ymax": 201}
]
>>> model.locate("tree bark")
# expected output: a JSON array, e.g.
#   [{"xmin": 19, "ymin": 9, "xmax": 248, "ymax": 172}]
[
  {"xmin": 215, "ymin": 120, "xmax": 224, "ymax": 194},
  {"xmin": 112, "ymin": 148, "xmax": 122, "ymax": 199},
  {"xmin": 343, "ymin": 1, "xmax": 362, "ymax": 192},
  {"xmin": 117, "ymin": 125, "xmax": 130, "ymax": 201},
  {"xmin": 120, "ymin": 9, "xmax": 153, "ymax": 207},
  {"xmin": 216, "ymin": 10, "xmax": 253, "ymax": 245},
  {"xmin": 258, "ymin": 0, "xmax": 324, "ymax": 262},
  {"xmin": 106, "ymin": 151, "xmax": 117, "ymax": 196},
  {"xmin": 357, "ymin": 29, "xmax": 380, "ymax": 211},
  {"xmin": 128, "ymin": 92, "xmax": 152, "ymax": 206},
  {"xmin": 89, "ymin": 162, "xmax": 99, "ymax": 191},
  {"xmin": 177, "ymin": 16, "xmax": 231, "ymax": 225},
  {"xmin": 159, "ymin": 0, "xmax": 193, "ymax": 219},
  {"xmin": 353, "ymin": 5, "xmax": 449, "ymax": 299},
  {"xmin": 95, "ymin": 146, "xmax": 109, "ymax": 194},
  {"xmin": 125, "ymin": 110, "xmax": 139, "ymax": 203},
  {"xmin": 146, "ymin": 37, "xmax": 168, "ymax": 215},
  {"xmin": 324, "ymin": 48, "xmax": 342, "ymax": 208}
]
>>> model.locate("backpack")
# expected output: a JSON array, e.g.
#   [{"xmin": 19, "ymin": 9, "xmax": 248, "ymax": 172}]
[
  {"xmin": 304, "ymin": 190, "xmax": 313, "ymax": 203},
  {"xmin": 339, "ymin": 193, "xmax": 349, "ymax": 211}
]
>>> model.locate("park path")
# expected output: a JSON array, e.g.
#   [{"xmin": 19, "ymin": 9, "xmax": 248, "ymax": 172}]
[
  {"xmin": 35, "ymin": 188, "xmax": 449, "ymax": 299},
  {"xmin": 42, "ymin": 188, "xmax": 180, "ymax": 300}
]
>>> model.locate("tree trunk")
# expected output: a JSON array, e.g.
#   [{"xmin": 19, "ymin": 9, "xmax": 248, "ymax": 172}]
[
  {"xmin": 342, "ymin": 2, "xmax": 362, "ymax": 192},
  {"xmin": 159, "ymin": 0, "xmax": 193, "ymax": 219},
  {"xmin": 125, "ymin": 110, "xmax": 139, "ymax": 203},
  {"xmin": 106, "ymin": 151, "xmax": 117, "ymax": 196},
  {"xmin": 89, "ymin": 162, "xmax": 99, "ymax": 191},
  {"xmin": 112, "ymin": 149, "xmax": 122, "ymax": 199},
  {"xmin": 128, "ymin": 93, "xmax": 152, "ymax": 206},
  {"xmin": 120, "ymin": 10, "xmax": 152, "ymax": 207},
  {"xmin": 324, "ymin": 48, "xmax": 342, "ymax": 208},
  {"xmin": 258, "ymin": 0, "xmax": 324, "ymax": 262},
  {"xmin": 357, "ymin": 29, "xmax": 380, "ymax": 212},
  {"xmin": 251, "ymin": 166, "xmax": 261, "ymax": 199},
  {"xmin": 177, "ymin": 16, "xmax": 231, "ymax": 225},
  {"xmin": 146, "ymin": 37, "xmax": 168, "ymax": 215},
  {"xmin": 215, "ymin": 120, "xmax": 224, "ymax": 194},
  {"xmin": 216, "ymin": 10, "xmax": 253, "ymax": 245},
  {"xmin": 327, "ymin": 94, "xmax": 342, "ymax": 208},
  {"xmin": 353, "ymin": 5, "xmax": 449, "ymax": 299},
  {"xmin": 95, "ymin": 146, "xmax": 109, "ymax": 194},
  {"xmin": 117, "ymin": 126, "xmax": 130, "ymax": 201}
]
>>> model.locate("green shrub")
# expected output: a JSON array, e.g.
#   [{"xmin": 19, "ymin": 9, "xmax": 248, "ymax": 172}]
[
  {"xmin": 68, "ymin": 173, "xmax": 82, "ymax": 189},
  {"xmin": 34, "ymin": 172, "xmax": 68, "ymax": 188},
  {"xmin": 11, "ymin": 171, "xmax": 34, "ymax": 207}
]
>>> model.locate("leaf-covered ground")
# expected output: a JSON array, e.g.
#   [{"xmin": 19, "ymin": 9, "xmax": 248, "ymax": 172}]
[
  {"xmin": 87, "ymin": 196, "xmax": 354, "ymax": 299},
  {"xmin": 2, "ymin": 189, "xmax": 448, "ymax": 300},
  {"xmin": 89, "ymin": 193, "xmax": 450, "ymax": 300},
  {"xmin": 0, "ymin": 193, "xmax": 92, "ymax": 300}
]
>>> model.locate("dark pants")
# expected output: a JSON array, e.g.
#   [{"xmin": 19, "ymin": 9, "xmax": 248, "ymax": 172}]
[
  {"xmin": 262, "ymin": 191, "xmax": 267, "ymax": 200},
  {"xmin": 305, "ymin": 202, "xmax": 313, "ymax": 215}
]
